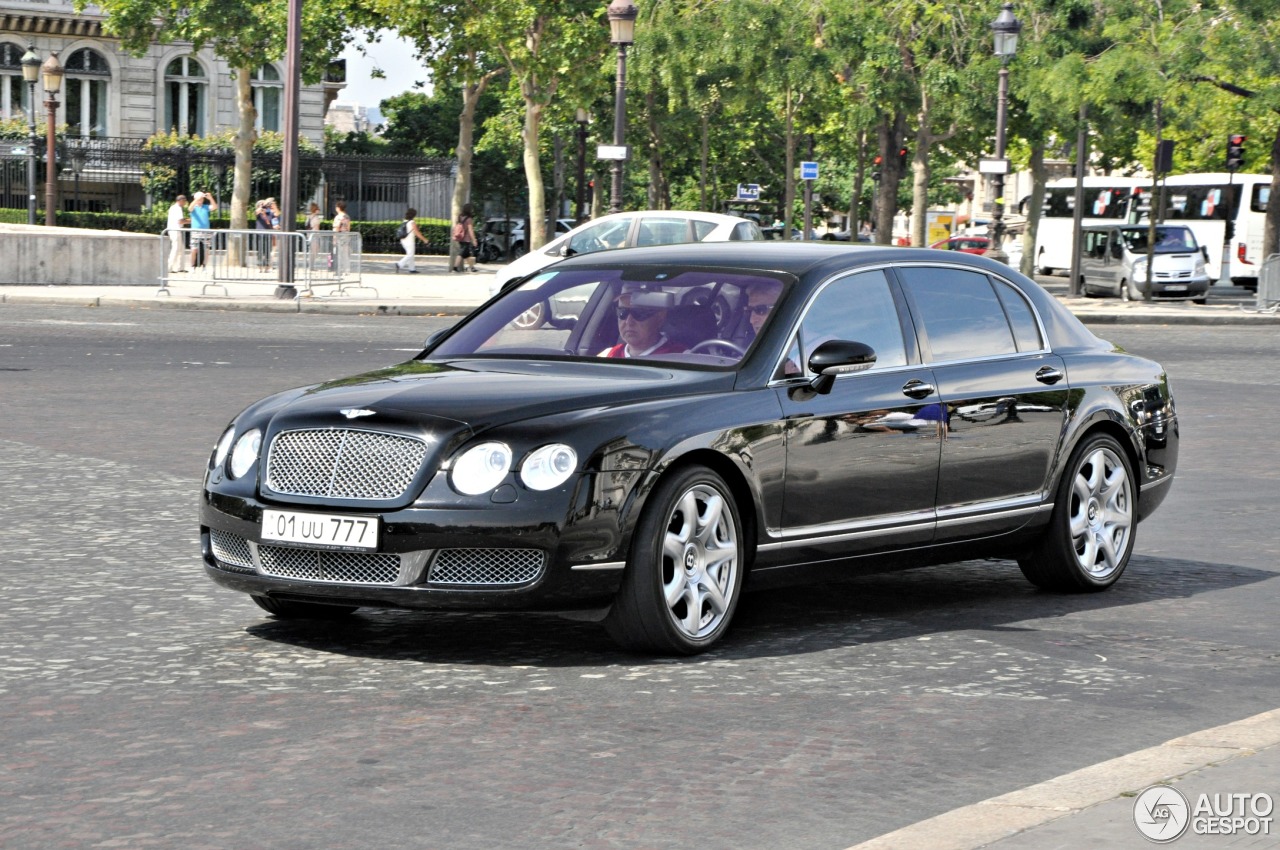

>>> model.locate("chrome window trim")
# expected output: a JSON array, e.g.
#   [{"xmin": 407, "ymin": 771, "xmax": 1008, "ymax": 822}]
[
  {"xmin": 890, "ymin": 261, "xmax": 1052, "ymax": 361},
  {"xmin": 765, "ymin": 261, "xmax": 1054, "ymax": 386}
]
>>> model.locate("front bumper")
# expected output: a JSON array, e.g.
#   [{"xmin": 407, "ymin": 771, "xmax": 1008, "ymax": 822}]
[{"xmin": 200, "ymin": 482, "xmax": 629, "ymax": 614}]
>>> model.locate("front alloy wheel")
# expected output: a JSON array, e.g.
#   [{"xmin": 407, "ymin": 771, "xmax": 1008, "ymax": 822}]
[
  {"xmin": 1019, "ymin": 433, "xmax": 1135, "ymax": 592},
  {"xmin": 605, "ymin": 466, "xmax": 744, "ymax": 654}
]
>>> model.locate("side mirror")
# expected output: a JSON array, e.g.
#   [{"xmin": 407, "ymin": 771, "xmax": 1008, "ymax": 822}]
[
  {"xmin": 807, "ymin": 340, "xmax": 876, "ymax": 395},
  {"xmin": 1201, "ymin": 246, "xmax": 1210, "ymax": 262},
  {"xmin": 423, "ymin": 328, "xmax": 449, "ymax": 350}
]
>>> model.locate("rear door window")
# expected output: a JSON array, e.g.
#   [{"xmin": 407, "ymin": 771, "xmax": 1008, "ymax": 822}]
[{"xmin": 896, "ymin": 266, "xmax": 1018, "ymax": 362}]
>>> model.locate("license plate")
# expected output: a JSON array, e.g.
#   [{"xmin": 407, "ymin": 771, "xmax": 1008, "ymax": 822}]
[
  {"xmin": 1164, "ymin": 284, "xmax": 1187, "ymax": 292},
  {"xmin": 261, "ymin": 509, "xmax": 379, "ymax": 550}
]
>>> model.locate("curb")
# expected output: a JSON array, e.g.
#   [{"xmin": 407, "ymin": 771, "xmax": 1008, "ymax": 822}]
[{"xmin": 843, "ymin": 708, "xmax": 1280, "ymax": 850}]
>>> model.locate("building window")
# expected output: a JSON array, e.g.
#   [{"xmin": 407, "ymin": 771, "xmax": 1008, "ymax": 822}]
[
  {"xmin": 64, "ymin": 48, "xmax": 110, "ymax": 137},
  {"xmin": 164, "ymin": 56, "xmax": 207, "ymax": 136},
  {"xmin": 251, "ymin": 64, "xmax": 281, "ymax": 132},
  {"xmin": 0, "ymin": 42, "xmax": 34, "ymax": 121}
]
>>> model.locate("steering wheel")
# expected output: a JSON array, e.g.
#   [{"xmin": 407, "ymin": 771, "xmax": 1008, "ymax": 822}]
[{"xmin": 687, "ymin": 339, "xmax": 747, "ymax": 357}]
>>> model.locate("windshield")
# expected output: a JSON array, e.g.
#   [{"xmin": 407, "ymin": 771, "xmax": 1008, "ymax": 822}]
[
  {"xmin": 1120, "ymin": 226, "xmax": 1199, "ymax": 253},
  {"xmin": 428, "ymin": 266, "xmax": 791, "ymax": 367}
]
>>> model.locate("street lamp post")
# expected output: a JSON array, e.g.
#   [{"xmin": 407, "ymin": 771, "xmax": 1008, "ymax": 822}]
[
  {"xmin": 40, "ymin": 51, "xmax": 63, "ymax": 227},
  {"xmin": 607, "ymin": 0, "xmax": 637, "ymax": 215},
  {"xmin": 988, "ymin": 3, "xmax": 1021, "ymax": 265},
  {"xmin": 574, "ymin": 108, "xmax": 590, "ymax": 223},
  {"xmin": 21, "ymin": 45, "xmax": 40, "ymax": 226}
]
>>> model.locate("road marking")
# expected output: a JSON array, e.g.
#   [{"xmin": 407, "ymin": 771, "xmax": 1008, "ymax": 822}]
[{"xmin": 844, "ymin": 708, "xmax": 1280, "ymax": 850}]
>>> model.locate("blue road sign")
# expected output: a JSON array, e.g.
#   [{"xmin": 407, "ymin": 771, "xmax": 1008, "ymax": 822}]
[
  {"xmin": 800, "ymin": 161, "xmax": 819, "ymax": 181},
  {"xmin": 736, "ymin": 183, "xmax": 760, "ymax": 201}
]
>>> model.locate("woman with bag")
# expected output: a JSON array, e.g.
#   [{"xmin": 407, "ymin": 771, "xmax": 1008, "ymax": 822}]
[
  {"xmin": 451, "ymin": 203, "xmax": 478, "ymax": 273},
  {"xmin": 395, "ymin": 208, "xmax": 429, "ymax": 274}
]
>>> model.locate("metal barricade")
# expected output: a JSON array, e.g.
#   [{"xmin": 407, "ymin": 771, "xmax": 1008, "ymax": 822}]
[
  {"xmin": 1254, "ymin": 253, "xmax": 1280, "ymax": 313},
  {"xmin": 158, "ymin": 229, "xmax": 367, "ymax": 298}
]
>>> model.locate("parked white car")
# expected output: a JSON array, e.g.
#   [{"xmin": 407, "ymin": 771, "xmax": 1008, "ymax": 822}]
[{"xmin": 490, "ymin": 211, "xmax": 766, "ymax": 302}]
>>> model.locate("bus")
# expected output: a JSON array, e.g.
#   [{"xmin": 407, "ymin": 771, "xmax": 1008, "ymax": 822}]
[
  {"xmin": 1028, "ymin": 177, "xmax": 1146, "ymax": 275},
  {"xmin": 1140, "ymin": 173, "xmax": 1271, "ymax": 289}
]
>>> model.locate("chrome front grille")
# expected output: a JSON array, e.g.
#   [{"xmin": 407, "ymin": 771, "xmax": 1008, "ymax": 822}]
[
  {"xmin": 266, "ymin": 428, "xmax": 428, "ymax": 501},
  {"xmin": 210, "ymin": 529, "xmax": 254, "ymax": 572},
  {"xmin": 258, "ymin": 545, "xmax": 403, "ymax": 584},
  {"xmin": 428, "ymin": 548, "xmax": 545, "ymax": 586}
]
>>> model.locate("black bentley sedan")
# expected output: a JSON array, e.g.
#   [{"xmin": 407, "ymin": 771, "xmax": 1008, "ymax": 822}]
[{"xmin": 201, "ymin": 242, "xmax": 1178, "ymax": 654}]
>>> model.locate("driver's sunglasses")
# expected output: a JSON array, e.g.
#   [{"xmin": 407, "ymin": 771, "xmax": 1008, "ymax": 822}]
[
  {"xmin": 616, "ymin": 306, "xmax": 660, "ymax": 321},
  {"xmin": 745, "ymin": 303, "xmax": 773, "ymax": 316}
]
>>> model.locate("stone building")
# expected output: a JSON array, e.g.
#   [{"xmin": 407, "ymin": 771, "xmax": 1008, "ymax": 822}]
[{"xmin": 0, "ymin": 0, "xmax": 343, "ymax": 212}]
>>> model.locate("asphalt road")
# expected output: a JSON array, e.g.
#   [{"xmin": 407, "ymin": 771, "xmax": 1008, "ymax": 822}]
[{"xmin": 1, "ymin": 304, "xmax": 1276, "ymax": 850}]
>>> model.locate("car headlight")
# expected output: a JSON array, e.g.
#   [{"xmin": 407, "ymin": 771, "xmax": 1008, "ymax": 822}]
[
  {"xmin": 212, "ymin": 426, "xmax": 235, "ymax": 470},
  {"xmin": 450, "ymin": 442, "xmax": 513, "ymax": 495},
  {"xmin": 228, "ymin": 429, "xmax": 262, "ymax": 479},
  {"xmin": 520, "ymin": 444, "xmax": 578, "ymax": 491}
]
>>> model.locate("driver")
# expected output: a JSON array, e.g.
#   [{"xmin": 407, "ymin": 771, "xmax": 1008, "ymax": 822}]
[
  {"xmin": 599, "ymin": 287, "xmax": 685, "ymax": 358},
  {"xmin": 744, "ymin": 279, "xmax": 783, "ymax": 336}
]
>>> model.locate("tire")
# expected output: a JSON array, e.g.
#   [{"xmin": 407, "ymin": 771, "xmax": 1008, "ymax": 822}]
[
  {"xmin": 604, "ymin": 466, "xmax": 746, "ymax": 654},
  {"xmin": 1192, "ymin": 296, "xmax": 1207, "ymax": 305},
  {"xmin": 1037, "ymin": 250, "xmax": 1052, "ymax": 276},
  {"xmin": 511, "ymin": 241, "xmax": 528, "ymax": 260},
  {"xmin": 511, "ymin": 300, "xmax": 547, "ymax": 330},
  {"xmin": 1018, "ymin": 433, "xmax": 1136, "ymax": 592},
  {"xmin": 252, "ymin": 595, "xmax": 359, "ymax": 619}
]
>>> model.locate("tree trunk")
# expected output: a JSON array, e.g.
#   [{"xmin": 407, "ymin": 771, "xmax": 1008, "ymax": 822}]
[
  {"xmin": 521, "ymin": 96, "xmax": 546, "ymax": 251},
  {"xmin": 1022, "ymin": 141, "xmax": 1046, "ymax": 277},
  {"xmin": 783, "ymin": 87, "xmax": 795, "ymax": 236},
  {"xmin": 910, "ymin": 132, "xmax": 929, "ymax": 248},
  {"xmin": 1266, "ymin": 126, "xmax": 1280, "ymax": 261},
  {"xmin": 450, "ymin": 68, "xmax": 493, "ymax": 267},
  {"xmin": 229, "ymin": 66, "xmax": 256, "ymax": 266},
  {"xmin": 848, "ymin": 129, "xmax": 865, "ymax": 232},
  {"xmin": 700, "ymin": 112, "xmax": 709, "ymax": 211},
  {"xmin": 874, "ymin": 113, "xmax": 907, "ymax": 245}
]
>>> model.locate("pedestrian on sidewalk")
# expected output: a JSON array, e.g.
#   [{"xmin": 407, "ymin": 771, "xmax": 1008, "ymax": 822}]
[
  {"xmin": 395, "ymin": 208, "xmax": 429, "ymax": 274},
  {"xmin": 305, "ymin": 202, "xmax": 323, "ymax": 269},
  {"xmin": 253, "ymin": 198, "xmax": 276, "ymax": 268},
  {"xmin": 188, "ymin": 191, "xmax": 217, "ymax": 270},
  {"xmin": 166, "ymin": 194, "xmax": 189, "ymax": 273},
  {"xmin": 452, "ymin": 204, "xmax": 479, "ymax": 273},
  {"xmin": 332, "ymin": 200, "xmax": 351, "ymax": 274}
]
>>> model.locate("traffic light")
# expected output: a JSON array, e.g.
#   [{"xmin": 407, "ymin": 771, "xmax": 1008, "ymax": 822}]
[
  {"xmin": 1226, "ymin": 134, "xmax": 1246, "ymax": 172},
  {"xmin": 871, "ymin": 155, "xmax": 882, "ymax": 182},
  {"xmin": 898, "ymin": 147, "xmax": 909, "ymax": 170}
]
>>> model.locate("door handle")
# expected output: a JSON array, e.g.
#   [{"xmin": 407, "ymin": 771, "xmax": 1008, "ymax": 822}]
[
  {"xmin": 1035, "ymin": 366, "xmax": 1064, "ymax": 385},
  {"xmin": 901, "ymin": 379, "xmax": 936, "ymax": 399}
]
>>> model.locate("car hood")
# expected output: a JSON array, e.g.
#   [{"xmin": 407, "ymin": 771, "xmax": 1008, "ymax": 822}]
[{"xmin": 279, "ymin": 358, "xmax": 735, "ymax": 435}]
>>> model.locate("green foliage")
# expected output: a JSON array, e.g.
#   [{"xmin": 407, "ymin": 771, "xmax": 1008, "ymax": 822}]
[{"xmin": 139, "ymin": 131, "xmax": 322, "ymax": 206}]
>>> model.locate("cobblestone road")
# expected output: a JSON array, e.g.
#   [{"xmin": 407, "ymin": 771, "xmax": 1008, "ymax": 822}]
[{"xmin": 1, "ymin": 307, "xmax": 1277, "ymax": 850}]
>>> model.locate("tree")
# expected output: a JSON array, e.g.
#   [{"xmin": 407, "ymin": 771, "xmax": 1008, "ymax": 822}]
[{"xmin": 81, "ymin": 0, "xmax": 368, "ymax": 234}]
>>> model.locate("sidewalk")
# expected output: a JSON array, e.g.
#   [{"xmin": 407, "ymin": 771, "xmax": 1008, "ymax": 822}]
[
  {"xmin": 0, "ymin": 254, "xmax": 495, "ymax": 317},
  {"xmin": 846, "ymin": 709, "xmax": 1280, "ymax": 850},
  {"xmin": 1, "ymin": 255, "xmax": 1277, "ymax": 324}
]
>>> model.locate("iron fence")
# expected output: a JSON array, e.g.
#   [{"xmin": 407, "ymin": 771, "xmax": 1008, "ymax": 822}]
[
  {"xmin": 1254, "ymin": 253, "xmax": 1280, "ymax": 313},
  {"xmin": 0, "ymin": 136, "xmax": 455, "ymax": 220}
]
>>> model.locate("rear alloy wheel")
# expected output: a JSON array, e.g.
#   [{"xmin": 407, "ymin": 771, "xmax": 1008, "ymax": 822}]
[
  {"xmin": 511, "ymin": 300, "xmax": 547, "ymax": 330},
  {"xmin": 605, "ymin": 466, "xmax": 744, "ymax": 654},
  {"xmin": 252, "ymin": 595, "xmax": 359, "ymax": 619},
  {"xmin": 1018, "ymin": 434, "xmax": 1136, "ymax": 592}
]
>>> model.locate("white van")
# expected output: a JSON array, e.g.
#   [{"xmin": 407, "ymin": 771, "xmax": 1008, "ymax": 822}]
[{"xmin": 1079, "ymin": 224, "xmax": 1211, "ymax": 303}]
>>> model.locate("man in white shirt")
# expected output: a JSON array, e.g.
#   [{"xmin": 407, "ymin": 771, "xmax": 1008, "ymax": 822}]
[{"xmin": 166, "ymin": 194, "xmax": 188, "ymax": 273}]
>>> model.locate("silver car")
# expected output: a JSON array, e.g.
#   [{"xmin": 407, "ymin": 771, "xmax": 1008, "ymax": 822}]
[
  {"xmin": 1079, "ymin": 224, "xmax": 1211, "ymax": 302},
  {"xmin": 490, "ymin": 210, "xmax": 765, "ymax": 328}
]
